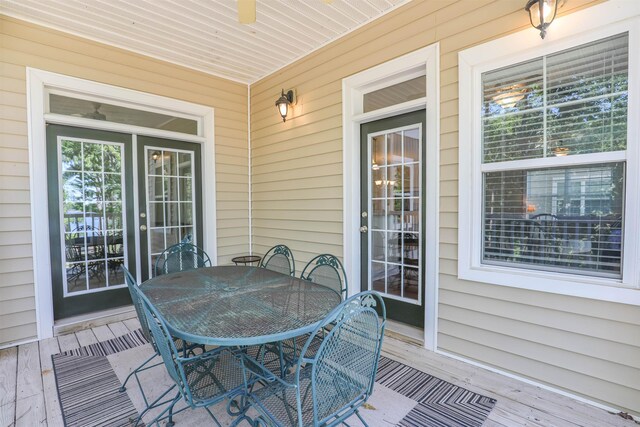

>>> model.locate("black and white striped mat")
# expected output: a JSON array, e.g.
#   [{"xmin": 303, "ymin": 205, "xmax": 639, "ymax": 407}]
[
  {"xmin": 52, "ymin": 330, "xmax": 149, "ymax": 427},
  {"xmin": 52, "ymin": 330, "xmax": 496, "ymax": 427},
  {"xmin": 377, "ymin": 357, "xmax": 496, "ymax": 427}
]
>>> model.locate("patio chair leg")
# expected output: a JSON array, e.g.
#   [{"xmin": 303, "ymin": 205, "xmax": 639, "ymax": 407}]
[
  {"xmin": 119, "ymin": 352, "xmax": 157, "ymax": 392},
  {"xmin": 166, "ymin": 391, "xmax": 181, "ymax": 427},
  {"xmin": 142, "ymin": 391, "xmax": 181, "ymax": 427},
  {"xmin": 354, "ymin": 409, "xmax": 369, "ymax": 427},
  {"xmin": 132, "ymin": 383, "xmax": 178, "ymax": 426}
]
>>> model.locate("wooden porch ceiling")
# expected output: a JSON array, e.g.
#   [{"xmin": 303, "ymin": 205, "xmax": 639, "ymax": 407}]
[{"xmin": 0, "ymin": 0, "xmax": 409, "ymax": 84}]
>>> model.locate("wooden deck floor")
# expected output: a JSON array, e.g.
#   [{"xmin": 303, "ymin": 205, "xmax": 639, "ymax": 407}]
[{"xmin": 0, "ymin": 319, "xmax": 636, "ymax": 427}]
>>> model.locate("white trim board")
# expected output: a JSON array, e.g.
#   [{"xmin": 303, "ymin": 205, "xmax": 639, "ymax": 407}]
[
  {"xmin": 27, "ymin": 68, "xmax": 218, "ymax": 340},
  {"xmin": 342, "ymin": 44, "xmax": 440, "ymax": 351},
  {"xmin": 457, "ymin": 1, "xmax": 640, "ymax": 305}
]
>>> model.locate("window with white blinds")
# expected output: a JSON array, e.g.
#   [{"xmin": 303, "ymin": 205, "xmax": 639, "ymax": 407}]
[{"xmin": 479, "ymin": 33, "xmax": 628, "ymax": 277}]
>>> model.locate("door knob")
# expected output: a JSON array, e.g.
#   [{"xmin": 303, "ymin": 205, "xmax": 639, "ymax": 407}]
[
  {"xmin": 140, "ymin": 225, "xmax": 147, "ymax": 231},
  {"xmin": 360, "ymin": 225, "xmax": 368, "ymax": 233}
]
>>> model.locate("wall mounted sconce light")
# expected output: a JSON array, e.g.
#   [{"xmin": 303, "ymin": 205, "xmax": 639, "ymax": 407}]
[
  {"xmin": 525, "ymin": 0, "xmax": 558, "ymax": 39},
  {"xmin": 275, "ymin": 89, "xmax": 295, "ymax": 122},
  {"xmin": 151, "ymin": 151, "xmax": 160, "ymax": 162}
]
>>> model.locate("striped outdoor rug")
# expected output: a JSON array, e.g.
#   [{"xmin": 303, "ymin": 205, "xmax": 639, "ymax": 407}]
[
  {"xmin": 376, "ymin": 357, "xmax": 496, "ymax": 427},
  {"xmin": 51, "ymin": 330, "xmax": 496, "ymax": 426},
  {"xmin": 52, "ymin": 331, "xmax": 149, "ymax": 427}
]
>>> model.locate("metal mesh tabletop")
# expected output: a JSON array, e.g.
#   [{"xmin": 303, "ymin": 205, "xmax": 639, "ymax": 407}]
[{"xmin": 140, "ymin": 266, "xmax": 341, "ymax": 346}]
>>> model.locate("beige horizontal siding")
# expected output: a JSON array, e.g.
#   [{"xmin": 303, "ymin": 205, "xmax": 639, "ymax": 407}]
[
  {"xmin": 249, "ymin": 0, "xmax": 640, "ymax": 415},
  {"xmin": 0, "ymin": 15, "xmax": 249, "ymax": 346}
]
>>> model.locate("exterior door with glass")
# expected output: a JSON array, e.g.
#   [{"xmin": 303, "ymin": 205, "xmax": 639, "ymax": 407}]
[
  {"xmin": 47, "ymin": 126, "xmax": 203, "ymax": 319},
  {"xmin": 137, "ymin": 136, "xmax": 203, "ymax": 281},
  {"xmin": 47, "ymin": 125, "xmax": 135, "ymax": 319},
  {"xmin": 360, "ymin": 110, "xmax": 426, "ymax": 327}
]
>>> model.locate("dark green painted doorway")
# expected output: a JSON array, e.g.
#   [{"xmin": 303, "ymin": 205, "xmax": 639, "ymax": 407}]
[
  {"xmin": 47, "ymin": 126, "xmax": 203, "ymax": 319},
  {"xmin": 360, "ymin": 110, "xmax": 427, "ymax": 328},
  {"xmin": 47, "ymin": 125, "xmax": 135, "ymax": 319},
  {"xmin": 137, "ymin": 136, "xmax": 203, "ymax": 282}
]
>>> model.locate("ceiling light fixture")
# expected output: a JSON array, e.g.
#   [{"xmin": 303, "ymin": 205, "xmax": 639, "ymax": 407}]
[
  {"xmin": 238, "ymin": 0, "xmax": 256, "ymax": 24},
  {"xmin": 275, "ymin": 89, "xmax": 295, "ymax": 122},
  {"xmin": 553, "ymin": 147, "xmax": 569, "ymax": 156},
  {"xmin": 492, "ymin": 83, "xmax": 528, "ymax": 109},
  {"xmin": 525, "ymin": 0, "xmax": 558, "ymax": 39}
]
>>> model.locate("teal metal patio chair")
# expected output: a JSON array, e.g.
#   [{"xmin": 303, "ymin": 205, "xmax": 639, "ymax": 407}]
[
  {"xmin": 120, "ymin": 267, "xmax": 179, "ymax": 424},
  {"xmin": 300, "ymin": 254, "xmax": 347, "ymax": 299},
  {"xmin": 243, "ymin": 291, "xmax": 386, "ymax": 427},
  {"xmin": 134, "ymin": 284, "xmax": 261, "ymax": 427},
  {"xmin": 154, "ymin": 242, "xmax": 211, "ymax": 276},
  {"xmin": 259, "ymin": 244, "xmax": 295, "ymax": 276},
  {"xmin": 280, "ymin": 254, "xmax": 348, "ymax": 367}
]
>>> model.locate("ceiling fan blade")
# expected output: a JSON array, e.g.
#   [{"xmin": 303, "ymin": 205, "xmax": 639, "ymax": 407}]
[{"xmin": 238, "ymin": 0, "xmax": 256, "ymax": 24}]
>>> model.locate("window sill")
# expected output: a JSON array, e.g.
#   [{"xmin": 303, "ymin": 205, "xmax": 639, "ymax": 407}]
[{"xmin": 458, "ymin": 263, "xmax": 640, "ymax": 306}]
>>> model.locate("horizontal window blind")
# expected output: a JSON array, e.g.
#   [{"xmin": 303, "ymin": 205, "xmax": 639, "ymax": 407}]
[
  {"xmin": 481, "ymin": 33, "xmax": 628, "ymax": 163},
  {"xmin": 483, "ymin": 163, "xmax": 623, "ymax": 276},
  {"xmin": 479, "ymin": 33, "xmax": 628, "ymax": 278}
]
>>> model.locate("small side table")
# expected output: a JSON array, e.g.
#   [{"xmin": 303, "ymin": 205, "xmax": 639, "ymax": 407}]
[{"xmin": 232, "ymin": 255, "xmax": 262, "ymax": 266}]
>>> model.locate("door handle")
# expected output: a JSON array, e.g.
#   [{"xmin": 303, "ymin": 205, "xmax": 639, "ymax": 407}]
[
  {"xmin": 140, "ymin": 225, "xmax": 147, "ymax": 231},
  {"xmin": 360, "ymin": 225, "xmax": 368, "ymax": 233}
]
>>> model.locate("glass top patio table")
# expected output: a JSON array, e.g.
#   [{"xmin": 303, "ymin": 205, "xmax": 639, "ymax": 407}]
[{"xmin": 140, "ymin": 266, "xmax": 342, "ymax": 346}]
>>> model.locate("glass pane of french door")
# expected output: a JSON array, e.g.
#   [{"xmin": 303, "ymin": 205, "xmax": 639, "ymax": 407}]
[
  {"xmin": 369, "ymin": 126, "xmax": 422, "ymax": 303},
  {"xmin": 47, "ymin": 125, "xmax": 134, "ymax": 320},
  {"xmin": 146, "ymin": 147, "xmax": 195, "ymax": 275},
  {"xmin": 360, "ymin": 110, "xmax": 426, "ymax": 328},
  {"xmin": 60, "ymin": 138, "xmax": 127, "ymax": 294},
  {"xmin": 138, "ymin": 136, "xmax": 203, "ymax": 281}
]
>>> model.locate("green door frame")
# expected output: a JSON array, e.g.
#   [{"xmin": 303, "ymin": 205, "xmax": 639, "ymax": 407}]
[
  {"xmin": 137, "ymin": 136, "xmax": 204, "ymax": 282},
  {"xmin": 360, "ymin": 110, "xmax": 427, "ymax": 327},
  {"xmin": 47, "ymin": 125, "xmax": 135, "ymax": 319}
]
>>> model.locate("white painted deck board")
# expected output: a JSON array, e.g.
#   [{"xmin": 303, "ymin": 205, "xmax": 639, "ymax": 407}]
[
  {"xmin": 55, "ymin": 334, "xmax": 79, "ymax": 353},
  {"xmin": 0, "ymin": 346, "xmax": 17, "ymax": 427},
  {"xmin": 38, "ymin": 337, "xmax": 62, "ymax": 427},
  {"xmin": 122, "ymin": 317, "xmax": 141, "ymax": 332},
  {"xmin": 14, "ymin": 341, "xmax": 46, "ymax": 426},
  {"xmin": 1, "ymin": 329, "xmax": 636, "ymax": 427},
  {"xmin": 91, "ymin": 325, "xmax": 116, "ymax": 342},
  {"xmin": 382, "ymin": 337, "xmax": 635, "ymax": 427},
  {"xmin": 107, "ymin": 321, "xmax": 130, "ymax": 337},
  {"xmin": 74, "ymin": 329, "xmax": 98, "ymax": 347}
]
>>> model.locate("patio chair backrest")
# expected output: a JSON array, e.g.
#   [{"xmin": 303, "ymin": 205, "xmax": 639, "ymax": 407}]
[
  {"xmin": 300, "ymin": 254, "xmax": 347, "ymax": 299},
  {"xmin": 259, "ymin": 244, "xmax": 295, "ymax": 276},
  {"xmin": 134, "ymin": 285, "xmax": 189, "ymax": 399},
  {"xmin": 154, "ymin": 242, "xmax": 211, "ymax": 276},
  {"xmin": 122, "ymin": 266, "xmax": 156, "ymax": 352},
  {"xmin": 298, "ymin": 291, "xmax": 385, "ymax": 426}
]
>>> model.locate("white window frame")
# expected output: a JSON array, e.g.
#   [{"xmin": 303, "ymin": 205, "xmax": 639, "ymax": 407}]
[{"xmin": 458, "ymin": 1, "xmax": 640, "ymax": 305}]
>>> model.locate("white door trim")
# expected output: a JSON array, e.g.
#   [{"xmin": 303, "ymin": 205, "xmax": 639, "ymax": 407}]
[
  {"xmin": 27, "ymin": 68, "xmax": 217, "ymax": 339},
  {"xmin": 341, "ymin": 44, "xmax": 440, "ymax": 351}
]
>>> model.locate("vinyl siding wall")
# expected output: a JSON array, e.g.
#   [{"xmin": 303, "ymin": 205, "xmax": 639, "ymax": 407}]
[
  {"xmin": 0, "ymin": 15, "xmax": 249, "ymax": 347},
  {"xmin": 250, "ymin": 0, "xmax": 640, "ymax": 414}
]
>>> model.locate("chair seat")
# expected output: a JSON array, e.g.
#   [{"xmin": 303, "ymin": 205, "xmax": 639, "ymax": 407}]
[
  {"xmin": 182, "ymin": 348, "xmax": 245, "ymax": 405},
  {"xmin": 250, "ymin": 363, "xmax": 366, "ymax": 427}
]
